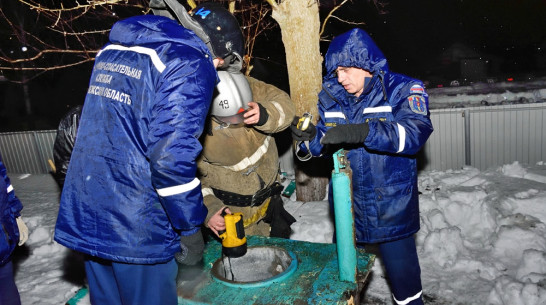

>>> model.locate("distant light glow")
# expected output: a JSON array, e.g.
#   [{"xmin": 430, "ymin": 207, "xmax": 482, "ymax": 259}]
[
  {"xmin": 21, "ymin": 46, "xmax": 27, "ymax": 52},
  {"xmin": 507, "ymin": 78, "xmax": 514, "ymax": 82}
]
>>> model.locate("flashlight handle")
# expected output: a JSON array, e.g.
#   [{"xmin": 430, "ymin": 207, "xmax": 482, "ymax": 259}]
[
  {"xmin": 297, "ymin": 112, "xmax": 313, "ymax": 131},
  {"xmin": 234, "ymin": 216, "xmax": 245, "ymax": 239},
  {"xmin": 219, "ymin": 213, "xmax": 245, "ymax": 240}
]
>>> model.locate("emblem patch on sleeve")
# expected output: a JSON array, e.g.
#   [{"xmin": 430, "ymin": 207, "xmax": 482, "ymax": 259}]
[{"xmin": 408, "ymin": 95, "xmax": 427, "ymax": 115}]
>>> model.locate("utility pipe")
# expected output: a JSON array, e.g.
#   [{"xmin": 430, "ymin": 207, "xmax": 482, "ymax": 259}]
[{"xmin": 332, "ymin": 149, "xmax": 357, "ymax": 282}]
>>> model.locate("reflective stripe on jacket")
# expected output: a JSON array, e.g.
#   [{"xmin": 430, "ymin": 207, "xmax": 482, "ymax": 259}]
[
  {"xmin": 304, "ymin": 29, "xmax": 433, "ymax": 243},
  {"xmin": 54, "ymin": 15, "xmax": 217, "ymax": 264}
]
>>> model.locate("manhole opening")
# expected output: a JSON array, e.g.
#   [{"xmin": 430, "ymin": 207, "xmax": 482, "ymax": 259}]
[{"xmin": 211, "ymin": 246, "xmax": 296, "ymax": 286}]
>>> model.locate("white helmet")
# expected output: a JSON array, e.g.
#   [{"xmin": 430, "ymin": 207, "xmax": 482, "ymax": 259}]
[{"xmin": 211, "ymin": 71, "xmax": 253, "ymax": 124}]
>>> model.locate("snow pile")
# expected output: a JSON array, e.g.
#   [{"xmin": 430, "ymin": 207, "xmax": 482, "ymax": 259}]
[
  {"xmin": 415, "ymin": 161, "xmax": 546, "ymax": 305},
  {"xmin": 9, "ymin": 160, "xmax": 546, "ymax": 304}
]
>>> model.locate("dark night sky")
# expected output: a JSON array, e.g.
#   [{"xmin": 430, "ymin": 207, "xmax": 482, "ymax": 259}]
[
  {"xmin": 252, "ymin": 0, "xmax": 546, "ymax": 92},
  {"xmin": 2, "ymin": 0, "xmax": 546, "ymax": 131},
  {"xmin": 330, "ymin": 0, "xmax": 546, "ymax": 81}
]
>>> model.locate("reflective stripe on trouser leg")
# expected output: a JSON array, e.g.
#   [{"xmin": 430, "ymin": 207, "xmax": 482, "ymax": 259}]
[{"xmin": 378, "ymin": 236, "xmax": 424, "ymax": 305}]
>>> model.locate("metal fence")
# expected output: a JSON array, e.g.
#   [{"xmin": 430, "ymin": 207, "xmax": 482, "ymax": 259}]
[
  {"xmin": 419, "ymin": 103, "xmax": 546, "ymax": 171},
  {"xmin": 1, "ymin": 102, "xmax": 545, "ymax": 174},
  {"xmin": 0, "ymin": 130, "xmax": 56, "ymax": 174}
]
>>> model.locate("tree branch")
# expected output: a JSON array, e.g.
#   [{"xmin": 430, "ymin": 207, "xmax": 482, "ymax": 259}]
[
  {"xmin": 0, "ymin": 58, "xmax": 96, "ymax": 71},
  {"xmin": 0, "ymin": 49, "xmax": 98, "ymax": 65},
  {"xmin": 264, "ymin": 0, "xmax": 278, "ymax": 11},
  {"xmin": 15, "ymin": 0, "xmax": 146, "ymax": 13},
  {"xmin": 319, "ymin": 0, "xmax": 349, "ymax": 37}
]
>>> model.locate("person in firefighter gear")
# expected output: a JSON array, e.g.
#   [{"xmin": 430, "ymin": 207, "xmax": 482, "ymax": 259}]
[
  {"xmin": 198, "ymin": 64, "xmax": 297, "ymax": 239},
  {"xmin": 291, "ymin": 28, "xmax": 433, "ymax": 305},
  {"xmin": 54, "ymin": 1, "xmax": 244, "ymax": 304}
]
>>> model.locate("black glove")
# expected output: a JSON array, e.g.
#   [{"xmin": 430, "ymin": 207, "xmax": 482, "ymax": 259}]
[
  {"xmin": 175, "ymin": 229, "xmax": 204, "ymax": 265},
  {"xmin": 290, "ymin": 117, "xmax": 317, "ymax": 141},
  {"xmin": 320, "ymin": 123, "xmax": 369, "ymax": 145},
  {"xmin": 256, "ymin": 103, "xmax": 269, "ymax": 126}
]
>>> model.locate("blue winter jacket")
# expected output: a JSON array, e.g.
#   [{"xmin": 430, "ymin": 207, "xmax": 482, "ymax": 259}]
[
  {"xmin": 0, "ymin": 153, "xmax": 23, "ymax": 265},
  {"xmin": 54, "ymin": 15, "xmax": 218, "ymax": 264},
  {"xmin": 302, "ymin": 28, "xmax": 433, "ymax": 243}
]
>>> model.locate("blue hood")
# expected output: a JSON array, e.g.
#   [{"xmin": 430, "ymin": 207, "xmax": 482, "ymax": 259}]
[
  {"xmin": 324, "ymin": 28, "xmax": 389, "ymax": 78},
  {"xmin": 110, "ymin": 15, "xmax": 211, "ymax": 57}
]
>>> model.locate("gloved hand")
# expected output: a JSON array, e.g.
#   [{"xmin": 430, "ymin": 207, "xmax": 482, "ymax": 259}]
[
  {"xmin": 290, "ymin": 117, "xmax": 317, "ymax": 141},
  {"xmin": 175, "ymin": 229, "xmax": 204, "ymax": 266},
  {"xmin": 320, "ymin": 123, "xmax": 369, "ymax": 145},
  {"xmin": 16, "ymin": 216, "xmax": 28, "ymax": 246}
]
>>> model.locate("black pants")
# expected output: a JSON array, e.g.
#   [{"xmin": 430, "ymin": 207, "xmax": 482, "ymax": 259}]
[{"xmin": 263, "ymin": 194, "xmax": 296, "ymax": 238}]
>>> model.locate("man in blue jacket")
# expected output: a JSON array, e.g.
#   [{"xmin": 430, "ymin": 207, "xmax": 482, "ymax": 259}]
[
  {"xmin": 0, "ymin": 152, "xmax": 28, "ymax": 305},
  {"xmin": 54, "ymin": 2, "xmax": 243, "ymax": 304},
  {"xmin": 291, "ymin": 28, "xmax": 433, "ymax": 305}
]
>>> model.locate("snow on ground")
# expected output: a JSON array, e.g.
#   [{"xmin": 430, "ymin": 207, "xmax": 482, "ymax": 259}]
[{"xmin": 8, "ymin": 160, "xmax": 546, "ymax": 305}]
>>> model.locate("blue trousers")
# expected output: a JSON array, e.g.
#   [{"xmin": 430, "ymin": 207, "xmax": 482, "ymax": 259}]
[
  {"xmin": 84, "ymin": 257, "xmax": 178, "ymax": 305},
  {"xmin": 0, "ymin": 260, "xmax": 21, "ymax": 305},
  {"xmin": 361, "ymin": 236, "xmax": 424, "ymax": 305}
]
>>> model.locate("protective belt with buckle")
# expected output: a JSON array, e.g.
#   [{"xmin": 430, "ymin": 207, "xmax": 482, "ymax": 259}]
[{"xmin": 211, "ymin": 182, "xmax": 283, "ymax": 207}]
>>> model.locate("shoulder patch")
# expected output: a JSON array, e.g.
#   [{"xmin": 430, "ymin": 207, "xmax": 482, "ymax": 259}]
[
  {"xmin": 410, "ymin": 84, "xmax": 424, "ymax": 95},
  {"xmin": 408, "ymin": 95, "xmax": 427, "ymax": 115}
]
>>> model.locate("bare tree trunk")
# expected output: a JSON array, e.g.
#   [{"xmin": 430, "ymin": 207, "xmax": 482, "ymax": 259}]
[
  {"xmin": 271, "ymin": 0, "xmax": 329, "ymax": 201},
  {"xmin": 270, "ymin": 0, "xmax": 322, "ymax": 119}
]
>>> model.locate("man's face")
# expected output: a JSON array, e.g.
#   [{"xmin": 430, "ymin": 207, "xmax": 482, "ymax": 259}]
[{"xmin": 336, "ymin": 67, "xmax": 373, "ymax": 97}]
